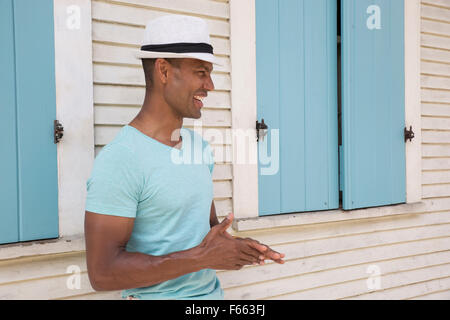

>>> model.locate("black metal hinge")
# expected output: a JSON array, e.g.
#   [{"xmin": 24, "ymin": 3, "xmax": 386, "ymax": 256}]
[
  {"xmin": 54, "ymin": 120, "xmax": 64, "ymax": 144},
  {"xmin": 256, "ymin": 118, "xmax": 268, "ymax": 142},
  {"xmin": 404, "ymin": 125, "xmax": 415, "ymax": 143}
]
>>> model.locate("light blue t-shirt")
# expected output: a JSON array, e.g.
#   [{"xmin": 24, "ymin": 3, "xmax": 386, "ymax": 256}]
[{"xmin": 85, "ymin": 124, "xmax": 224, "ymax": 300}]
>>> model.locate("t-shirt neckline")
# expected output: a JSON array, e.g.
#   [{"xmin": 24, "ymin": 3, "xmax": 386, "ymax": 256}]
[{"xmin": 125, "ymin": 125, "xmax": 185, "ymax": 152}]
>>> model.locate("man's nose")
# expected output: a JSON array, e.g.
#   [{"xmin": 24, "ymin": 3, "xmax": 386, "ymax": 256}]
[{"xmin": 204, "ymin": 74, "xmax": 215, "ymax": 91}]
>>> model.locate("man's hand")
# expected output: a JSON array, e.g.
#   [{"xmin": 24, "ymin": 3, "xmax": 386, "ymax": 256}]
[
  {"xmin": 198, "ymin": 212, "xmax": 285, "ymax": 270},
  {"xmin": 234, "ymin": 236, "xmax": 285, "ymax": 265}
]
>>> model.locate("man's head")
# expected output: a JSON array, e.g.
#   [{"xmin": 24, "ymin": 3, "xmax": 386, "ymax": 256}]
[{"xmin": 142, "ymin": 57, "xmax": 214, "ymax": 120}]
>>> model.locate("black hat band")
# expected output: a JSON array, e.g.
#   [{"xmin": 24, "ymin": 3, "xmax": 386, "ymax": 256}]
[{"xmin": 141, "ymin": 42, "xmax": 213, "ymax": 54}]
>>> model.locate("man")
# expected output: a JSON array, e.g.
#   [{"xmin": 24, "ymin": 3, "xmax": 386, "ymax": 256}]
[{"xmin": 84, "ymin": 15, "xmax": 285, "ymax": 300}]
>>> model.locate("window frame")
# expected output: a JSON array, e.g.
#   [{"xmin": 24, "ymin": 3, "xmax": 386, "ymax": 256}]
[
  {"xmin": 53, "ymin": 0, "xmax": 95, "ymax": 239},
  {"xmin": 230, "ymin": 0, "xmax": 422, "ymax": 229}
]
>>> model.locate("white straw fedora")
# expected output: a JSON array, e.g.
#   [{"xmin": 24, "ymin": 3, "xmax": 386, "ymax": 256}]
[{"xmin": 135, "ymin": 15, "xmax": 222, "ymax": 66}]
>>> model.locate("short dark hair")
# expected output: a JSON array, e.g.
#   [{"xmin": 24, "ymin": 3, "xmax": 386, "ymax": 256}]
[{"xmin": 142, "ymin": 58, "xmax": 182, "ymax": 89}]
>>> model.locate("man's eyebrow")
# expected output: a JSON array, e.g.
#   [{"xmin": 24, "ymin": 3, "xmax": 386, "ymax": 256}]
[{"xmin": 197, "ymin": 65, "xmax": 213, "ymax": 72}]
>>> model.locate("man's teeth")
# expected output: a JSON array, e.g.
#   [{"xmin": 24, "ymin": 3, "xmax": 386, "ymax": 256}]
[{"xmin": 194, "ymin": 96, "xmax": 204, "ymax": 102}]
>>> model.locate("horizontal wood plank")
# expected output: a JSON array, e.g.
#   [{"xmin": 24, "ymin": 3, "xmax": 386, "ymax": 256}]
[
  {"xmin": 214, "ymin": 198, "xmax": 233, "ymax": 217},
  {"xmin": 423, "ymin": 143, "xmax": 450, "ymax": 157},
  {"xmin": 421, "ymin": 75, "xmax": 450, "ymax": 90},
  {"xmin": 421, "ymin": 20, "xmax": 450, "ymax": 37},
  {"xmin": 422, "ymin": 103, "xmax": 450, "ymax": 117},
  {"xmin": 421, "ymin": 61, "xmax": 450, "ymax": 77},
  {"xmin": 409, "ymin": 288, "xmax": 450, "ymax": 299},
  {"xmin": 422, "ymin": 88, "xmax": 450, "ymax": 104},
  {"xmin": 421, "ymin": 33, "xmax": 450, "ymax": 51},
  {"xmin": 422, "ymin": 129, "xmax": 450, "ymax": 143},
  {"xmin": 347, "ymin": 271, "xmax": 450, "ymax": 300},
  {"xmin": 421, "ymin": 47, "xmax": 450, "ymax": 64},
  {"xmin": 422, "ymin": 0, "xmax": 450, "ymax": 10},
  {"xmin": 62, "ymin": 290, "xmax": 122, "ymax": 300},
  {"xmin": 421, "ymin": 3, "xmax": 450, "ymax": 22},
  {"xmin": 422, "ymin": 117, "xmax": 450, "ymax": 130},
  {"xmin": 0, "ymin": 272, "xmax": 94, "ymax": 300},
  {"xmin": 422, "ymin": 170, "xmax": 450, "ymax": 184},
  {"xmin": 423, "ymin": 157, "xmax": 450, "ymax": 170},
  {"xmin": 423, "ymin": 184, "xmax": 450, "ymax": 198},
  {"xmin": 0, "ymin": 253, "xmax": 85, "ymax": 284}
]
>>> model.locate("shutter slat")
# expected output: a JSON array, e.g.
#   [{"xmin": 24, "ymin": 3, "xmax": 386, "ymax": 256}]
[
  {"xmin": 256, "ymin": 0, "xmax": 281, "ymax": 215},
  {"xmin": 0, "ymin": 0, "xmax": 19, "ymax": 244}
]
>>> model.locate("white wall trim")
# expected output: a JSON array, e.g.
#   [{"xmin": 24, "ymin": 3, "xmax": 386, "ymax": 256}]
[
  {"xmin": 54, "ymin": 0, "xmax": 94, "ymax": 237},
  {"xmin": 0, "ymin": 234, "xmax": 85, "ymax": 260},
  {"xmin": 233, "ymin": 201, "xmax": 427, "ymax": 232},
  {"xmin": 404, "ymin": 0, "xmax": 422, "ymax": 204},
  {"xmin": 230, "ymin": 0, "xmax": 259, "ymax": 220},
  {"xmin": 230, "ymin": 0, "xmax": 422, "ymax": 226}
]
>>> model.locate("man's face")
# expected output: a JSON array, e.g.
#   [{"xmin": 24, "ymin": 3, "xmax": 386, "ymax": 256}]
[{"xmin": 163, "ymin": 58, "xmax": 215, "ymax": 120}]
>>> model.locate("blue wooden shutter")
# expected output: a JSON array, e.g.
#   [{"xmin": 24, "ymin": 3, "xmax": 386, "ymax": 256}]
[
  {"xmin": 341, "ymin": 0, "xmax": 406, "ymax": 210},
  {"xmin": 0, "ymin": 0, "xmax": 58, "ymax": 244},
  {"xmin": 256, "ymin": 0, "xmax": 339, "ymax": 216}
]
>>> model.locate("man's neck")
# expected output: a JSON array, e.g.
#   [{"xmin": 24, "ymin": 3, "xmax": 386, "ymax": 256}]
[{"xmin": 129, "ymin": 98, "xmax": 184, "ymax": 147}]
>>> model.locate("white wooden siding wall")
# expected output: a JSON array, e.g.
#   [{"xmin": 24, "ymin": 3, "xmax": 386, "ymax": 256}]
[
  {"xmin": 1, "ymin": 0, "xmax": 450, "ymax": 301},
  {"xmin": 91, "ymin": 0, "xmax": 233, "ymax": 220}
]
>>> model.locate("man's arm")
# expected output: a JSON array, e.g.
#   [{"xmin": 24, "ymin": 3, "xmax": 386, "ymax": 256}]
[
  {"xmin": 85, "ymin": 211, "xmax": 284, "ymax": 291},
  {"xmin": 84, "ymin": 211, "xmax": 206, "ymax": 291}
]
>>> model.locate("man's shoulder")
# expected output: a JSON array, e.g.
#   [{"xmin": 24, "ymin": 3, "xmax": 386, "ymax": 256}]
[
  {"xmin": 95, "ymin": 125, "xmax": 137, "ymax": 157},
  {"xmin": 89, "ymin": 141, "xmax": 143, "ymax": 186},
  {"xmin": 95, "ymin": 142, "xmax": 137, "ymax": 165}
]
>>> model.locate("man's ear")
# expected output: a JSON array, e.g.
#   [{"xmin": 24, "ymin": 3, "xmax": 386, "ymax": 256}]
[{"xmin": 155, "ymin": 58, "xmax": 170, "ymax": 85}]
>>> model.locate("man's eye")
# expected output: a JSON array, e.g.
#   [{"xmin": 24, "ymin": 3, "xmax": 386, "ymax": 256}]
[{"xmin": 198, "ymin": 71, "xmax": 206, "ymax": 75}]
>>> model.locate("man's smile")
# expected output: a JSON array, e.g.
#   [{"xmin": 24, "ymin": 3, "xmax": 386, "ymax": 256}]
[{"xmin": 193, "ymin": 95, "xmax": 206, "ymax": 108}]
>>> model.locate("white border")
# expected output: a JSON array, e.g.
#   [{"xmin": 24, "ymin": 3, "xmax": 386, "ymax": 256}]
[
  {"xmin": 230, "ymin": 0, "xmax": 259, "ymax": 219},
  {"xmin": 404, "ymin": 0, "xmax": 422, "ymax": 204},
  {"xmin": 230, "ymin": 0, "xmax": 422, "ymax": 225},
  {"xmin": 54, "ymin": 0, "xmax": 94, "ymax": 237}
]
